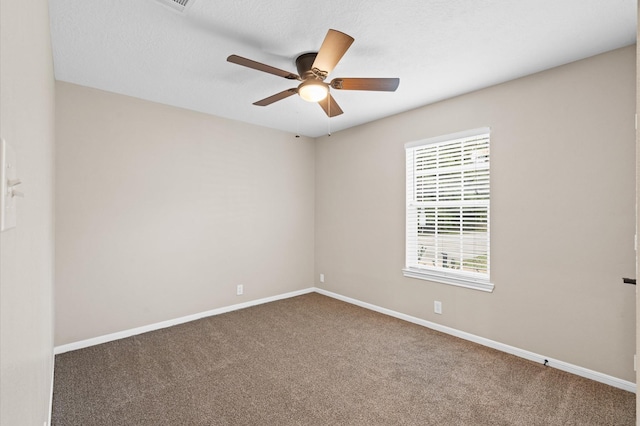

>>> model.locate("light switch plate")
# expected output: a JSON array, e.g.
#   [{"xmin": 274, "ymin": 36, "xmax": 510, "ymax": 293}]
[{"xmin": 1, "ymin": 138, "xmax": 18, "ymax": 231}]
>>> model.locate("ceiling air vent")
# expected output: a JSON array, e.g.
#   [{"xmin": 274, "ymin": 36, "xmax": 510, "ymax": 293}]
[{"xmin": 155, "ymin": 0, "xmax": 194, "ymax": 13}]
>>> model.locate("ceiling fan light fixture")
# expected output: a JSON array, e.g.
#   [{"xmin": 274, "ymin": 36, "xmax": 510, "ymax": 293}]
[{"xmin": 298, "ymin": 80, "xmax": 328, "ymax": 102}]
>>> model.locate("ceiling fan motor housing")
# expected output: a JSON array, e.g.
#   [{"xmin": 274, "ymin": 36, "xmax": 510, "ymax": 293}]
[{"xmin": 296, "ymin": 52, "xmax": 326, "ymax": 81}]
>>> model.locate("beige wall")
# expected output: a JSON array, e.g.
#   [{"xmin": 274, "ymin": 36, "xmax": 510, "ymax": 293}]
[
  {"xmin": 55, "ymin": 46, "xmax": 635, "ymax": 385},
  {"xmin": 316, "ymin": 46, "xmax": 636, "ymax": 382},
  {"xmin": 0, "ymin": 0, "xmax": 56, "ymax": 424},
  {"xmin": 55, "ymin": 82, "xmax": 315, "ymax": 345}
]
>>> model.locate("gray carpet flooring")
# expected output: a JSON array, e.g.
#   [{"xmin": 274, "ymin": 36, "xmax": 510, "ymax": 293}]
[{"xmin": 52, "ymin": 293, "xmax": 635, "ymax": 425}]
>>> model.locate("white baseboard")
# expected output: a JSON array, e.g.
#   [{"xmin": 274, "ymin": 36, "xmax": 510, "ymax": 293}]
[
  {"xmin": 53, "ymin": 286, "xmax": 636, "ymax": 394},
  {"xmin": 315, "ymin": 288, "xmax": 637, "ymax": 394},
  {"xmin": 54, "ymin": 287, "xmax": 315, "ymax": 355}
]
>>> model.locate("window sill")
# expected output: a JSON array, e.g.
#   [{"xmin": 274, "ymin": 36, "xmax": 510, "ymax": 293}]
[{"xmin": 402, "ymin": 268, "xmax": 494, "ymax": 292}]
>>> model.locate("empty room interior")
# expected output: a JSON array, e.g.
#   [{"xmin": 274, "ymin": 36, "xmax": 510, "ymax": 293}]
[{"xmin": 1, "ymin": 0, "xmax": 639, "ymax": 424}]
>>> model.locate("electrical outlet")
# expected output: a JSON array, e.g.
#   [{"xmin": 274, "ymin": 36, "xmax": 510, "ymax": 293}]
[
  {"xmin": 236, "ymin": 285, "xmax": 243, "ymax": 296},
  {"xmin": 434, "ymin": 301, "xmax": 442, "ymax": 314},
  {"xmin": 320, "ymin": 273, "xmax": 325, "ymax": 283}
]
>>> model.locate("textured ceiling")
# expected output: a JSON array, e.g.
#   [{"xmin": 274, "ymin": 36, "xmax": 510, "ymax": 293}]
[{"xmin": 49, "ymin": 0, "xmax": 636, "ymax": 138}]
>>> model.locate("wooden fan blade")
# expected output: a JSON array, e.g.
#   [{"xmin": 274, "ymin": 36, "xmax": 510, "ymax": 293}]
[
  {"xmin": 311, "ymin": 29, "xmax": 355, "ymax": 77},
  {"xmin": 253, "ymin": 89, "xmax": 297, "ymax": 106},
  {"xmin": 227, "ymin": 55, "xmax": 300, "ymax": 80},
  {"xmin": 318, "ymin": 93, "xmax": 344, "ymax": 117},
  {"xmin": 331, "ymin": 78, "xmax": 400, "ymax": 91}
]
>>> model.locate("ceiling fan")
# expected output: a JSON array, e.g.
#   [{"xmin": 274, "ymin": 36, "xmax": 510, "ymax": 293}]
[{"xmin": 227, "ymin": 29, "xmax": 400, "ymax": 117}]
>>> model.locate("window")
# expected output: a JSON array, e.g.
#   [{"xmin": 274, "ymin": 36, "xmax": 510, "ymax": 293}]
[{"xmin": 403, "ymin": 128, "xmax": 493, "ymax": 292}]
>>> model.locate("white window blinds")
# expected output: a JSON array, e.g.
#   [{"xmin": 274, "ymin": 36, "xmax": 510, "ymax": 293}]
[{"xmin": 404, "ymin": 128, "xmax": 493, "ymax": 292}]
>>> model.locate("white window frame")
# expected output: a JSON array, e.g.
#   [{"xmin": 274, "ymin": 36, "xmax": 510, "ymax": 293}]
[{"xmin": 403, "ymin": 128, "xmax": 494, "ymax": 292}]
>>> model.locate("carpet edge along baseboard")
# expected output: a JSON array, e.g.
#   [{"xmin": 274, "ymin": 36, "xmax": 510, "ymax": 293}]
[{"xmin": 54, "ymin": 286, "xmax": 636, "ymax": 394}]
